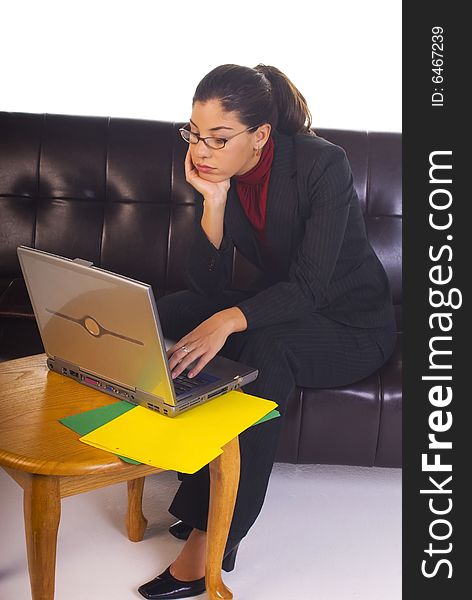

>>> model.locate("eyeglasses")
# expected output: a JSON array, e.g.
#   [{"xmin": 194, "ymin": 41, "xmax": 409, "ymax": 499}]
[{"xmin": 179, "ymin": 124, "xmax": 260, "ymax": 150}]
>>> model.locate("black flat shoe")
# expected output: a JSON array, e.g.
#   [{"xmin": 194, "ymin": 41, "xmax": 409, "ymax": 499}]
[
  {"xmin": 137, "ymin": 566, "xmax": 205, "ymax": 599},
  {"xmin": 137, "ymin": 544, "xmax": 240, "ymax": 599}
]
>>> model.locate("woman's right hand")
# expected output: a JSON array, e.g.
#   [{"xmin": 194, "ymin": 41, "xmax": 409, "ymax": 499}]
[{"xmin": 184, "ymin": 149, "xmax": 230, "ymax": 207}]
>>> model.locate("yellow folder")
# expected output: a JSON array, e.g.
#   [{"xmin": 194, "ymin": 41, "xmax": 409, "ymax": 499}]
[{"xmin": 80, "ymin": 390, "xmax": 278, "ymax": 474}]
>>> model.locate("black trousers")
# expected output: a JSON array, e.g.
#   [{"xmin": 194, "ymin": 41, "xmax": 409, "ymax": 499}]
[{"xmin": 157, "ymin": 290, "xmax": 396, "ymax": 555}]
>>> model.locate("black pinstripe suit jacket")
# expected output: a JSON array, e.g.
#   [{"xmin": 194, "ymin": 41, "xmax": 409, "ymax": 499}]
[{"xmin": 185, "ymin": 129, "xmax": 396, "ymax": 331}]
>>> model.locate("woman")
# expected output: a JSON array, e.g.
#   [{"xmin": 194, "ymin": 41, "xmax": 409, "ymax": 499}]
[{"xmin": 138, "ymin": 64, "xmax": 397, "ymax": 599}]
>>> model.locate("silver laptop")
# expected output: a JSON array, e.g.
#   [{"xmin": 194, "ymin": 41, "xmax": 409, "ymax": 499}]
[{"xmin": 17, "ymin": 245, "xmax": 258, "ymax": 417}]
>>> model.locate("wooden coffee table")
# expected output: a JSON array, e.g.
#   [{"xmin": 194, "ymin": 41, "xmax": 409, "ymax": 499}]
[{"xmin": 0, "ymin": 353, "xmax": 240, "ymax": 600}]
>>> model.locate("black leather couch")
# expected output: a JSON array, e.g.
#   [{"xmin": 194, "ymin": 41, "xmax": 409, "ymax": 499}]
[{"xmin": 0, "ymin": 112, "xmax": 402, "ymax": 468}]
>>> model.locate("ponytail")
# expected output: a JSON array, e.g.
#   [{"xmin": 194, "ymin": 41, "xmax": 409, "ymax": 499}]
[
  {"xmin": 253, "ymin": 64, "xmax": 314, "ymax": 135},
  {"xmin": 192, "ymin": 64, "xmax": 315, "ymax": 136}
]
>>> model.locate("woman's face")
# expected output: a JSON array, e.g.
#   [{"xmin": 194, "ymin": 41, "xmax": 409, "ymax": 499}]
[{"xmin": 188, "ymin": 99, "xmax": 271, "ymax": 182}]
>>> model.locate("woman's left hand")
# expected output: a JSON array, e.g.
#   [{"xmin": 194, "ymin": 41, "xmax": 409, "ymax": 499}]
[{"xmin": 167, "ymin": 307, "xmax": 247, "ymax": 379}]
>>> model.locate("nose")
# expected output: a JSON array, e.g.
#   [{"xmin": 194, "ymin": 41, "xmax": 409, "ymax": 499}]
[{"xmin": 193, "ymin": 139, "xmax": 212, "ymax": 160}]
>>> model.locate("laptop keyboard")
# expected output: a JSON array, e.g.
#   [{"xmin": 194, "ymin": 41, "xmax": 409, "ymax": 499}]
[{"xmin": 173, "ymin": 370, "xmax": 220, "ymax": 398}]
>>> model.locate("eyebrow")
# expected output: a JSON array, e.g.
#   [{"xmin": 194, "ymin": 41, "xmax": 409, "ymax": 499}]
[{"xmin": 189, "ymin": 119, "xmax": 234, "ymax": 132}]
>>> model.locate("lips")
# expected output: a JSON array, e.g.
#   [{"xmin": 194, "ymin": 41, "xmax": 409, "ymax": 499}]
[{"xmin": 196, "ymin": 164, "xmax": 216, "ymax": 173}]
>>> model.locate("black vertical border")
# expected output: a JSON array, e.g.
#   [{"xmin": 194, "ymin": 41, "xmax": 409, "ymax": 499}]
[{"xmin": 403, "ymin": 2, "xmax": 467, "ymax": 598}]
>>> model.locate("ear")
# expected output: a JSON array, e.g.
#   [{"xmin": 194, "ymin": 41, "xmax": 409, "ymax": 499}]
[{"xmin": 254, "ymin": 123, "xmax": 272, "ymax": 146}]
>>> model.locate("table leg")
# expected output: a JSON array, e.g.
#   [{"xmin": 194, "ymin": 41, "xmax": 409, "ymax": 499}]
[
  {"xmin": 126, "ymin": 477, "xmax": 148, "ymax": 542},
  {"xmin": 206, "ymin": 436, "xmax": 241, "ymax": 600},
  {"xmin": 23, "ymin": 474, "xmax": 61, "ymax": 600}
]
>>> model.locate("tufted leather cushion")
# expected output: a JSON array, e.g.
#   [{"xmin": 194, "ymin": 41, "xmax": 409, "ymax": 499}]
[{"xmin": 0, "ymin": 112, "xmax": 402, "ymax": 467}]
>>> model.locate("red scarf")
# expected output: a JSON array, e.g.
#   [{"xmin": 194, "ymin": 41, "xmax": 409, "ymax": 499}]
[{"xmin": 235, "ymin": 136, "xmax": 275, "ymax": 245}]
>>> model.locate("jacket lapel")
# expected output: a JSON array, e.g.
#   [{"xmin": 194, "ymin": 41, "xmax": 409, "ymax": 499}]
[
  {"xmin": 225, "ymin": 130, "xmax": 298, "ymax": 274},
  {"xmin": 225, "ymin": 184, "xmax": 264, "ymax": 268}
]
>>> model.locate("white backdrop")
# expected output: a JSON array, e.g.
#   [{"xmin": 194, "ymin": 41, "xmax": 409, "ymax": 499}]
[{"xmin": 2, "ymin": 0, "xmax": 401, "ymax": 132}]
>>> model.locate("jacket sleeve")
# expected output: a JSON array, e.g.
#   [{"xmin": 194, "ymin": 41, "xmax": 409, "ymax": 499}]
[
  {"xmin": 236, "ymin": 146, "xmax": 352, "ymax": 329},
  {"xmin": 184, "ymin": 193, "xmax": 234, "ymax": 296}
]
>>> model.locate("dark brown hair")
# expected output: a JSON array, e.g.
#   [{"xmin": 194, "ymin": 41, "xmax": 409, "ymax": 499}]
[{"xmin": 192, "ymin": 63, "xmax": 314, "ymax": 136}]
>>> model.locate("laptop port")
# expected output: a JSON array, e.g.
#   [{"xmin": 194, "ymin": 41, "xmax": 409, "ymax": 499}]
[
  {"xmin": 208, "ymin": 386, "xmax": 228, "ymax": 400},
  {"xmin": 69, "ymin": 370, "xmax": 78, "ymax": 378}
]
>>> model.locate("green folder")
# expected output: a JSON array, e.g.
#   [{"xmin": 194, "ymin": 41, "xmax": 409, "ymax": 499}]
[
  {"xmin": 253, "ymin": 408, "xmax": 280, "ymax": 425},
  {"xmin": 60, "ymin": 401, "xmax": 280, "ymax": 466},
  {"xmin": 60, "ymin": 401, "xmax": 140, "ymax": 464}
]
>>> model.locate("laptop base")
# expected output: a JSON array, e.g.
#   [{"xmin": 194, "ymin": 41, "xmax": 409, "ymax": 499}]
[{"xmin": 47, "ymin": 356, "xmax": 256, "ymax": 417}]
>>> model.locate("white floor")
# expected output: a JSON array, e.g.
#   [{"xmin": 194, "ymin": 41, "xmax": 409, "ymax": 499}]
[{"xmin": 0, "ymin": 463, "xmax": 401, "ymax": 600}]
